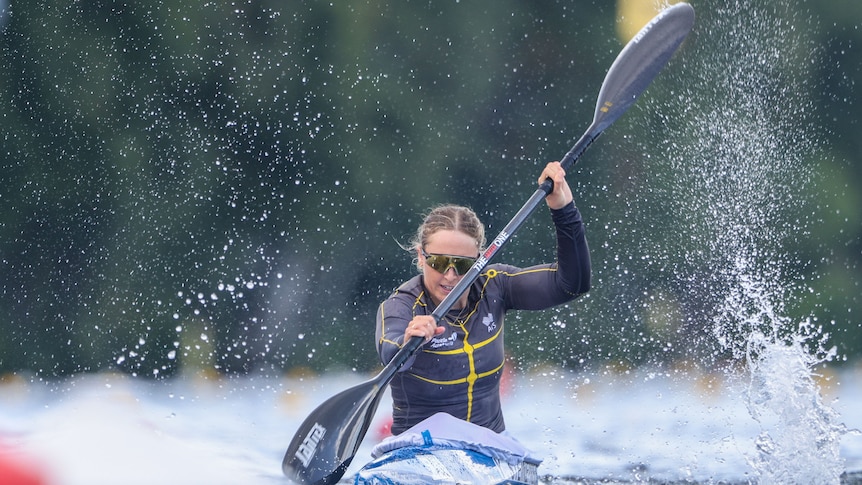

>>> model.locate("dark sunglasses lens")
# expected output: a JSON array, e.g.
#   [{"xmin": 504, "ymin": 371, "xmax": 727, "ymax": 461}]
[
  {"xmin": 453, "ymin": 258, "xmax": 473, "ymax": 274},
  {"xmin": 425, "ymin": 256, "xmax": 449, "ymax": 273},
  {"xmin": 426, "ymin": 255, "xmax": 474, "ymax": 275}
]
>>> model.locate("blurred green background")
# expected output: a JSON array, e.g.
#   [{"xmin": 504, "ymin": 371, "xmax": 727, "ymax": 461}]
[{"xmin": 0, "ymin": 0, "xmax": 859, "ymax": 378}]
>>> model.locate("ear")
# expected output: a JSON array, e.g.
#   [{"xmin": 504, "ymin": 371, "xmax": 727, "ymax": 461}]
[{"xmin": 416, "ymin": 246, "xmax": 425, "ymax": 270}]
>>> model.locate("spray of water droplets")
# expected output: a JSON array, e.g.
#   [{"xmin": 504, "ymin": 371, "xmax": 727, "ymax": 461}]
[{"xmin": 640, "ymin": 2, "xmax": 847, "ymax": 482}]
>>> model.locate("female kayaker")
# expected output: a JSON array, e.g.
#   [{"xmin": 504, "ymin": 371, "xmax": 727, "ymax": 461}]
[{"xmin": 376, "ymin": 161, "xmax": 591, "ymax": 435}]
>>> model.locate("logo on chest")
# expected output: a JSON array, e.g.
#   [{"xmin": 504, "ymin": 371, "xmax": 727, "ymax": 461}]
[
  {"xmin": 482, "ymin": 313, "xmax": 497, "ymax": 332},
  {"xmin": 428, "ymin": 332, "xmax": 458, "ymax": 349}
]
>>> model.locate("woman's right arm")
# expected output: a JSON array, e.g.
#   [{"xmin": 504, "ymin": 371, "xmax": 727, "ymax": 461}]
[{"xmin": 376, "ymin": 296, "xmax": 411, "ymax": 365}]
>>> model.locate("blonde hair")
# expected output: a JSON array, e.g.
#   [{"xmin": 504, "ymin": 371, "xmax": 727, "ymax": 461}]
[{"xmin": 405, "ymin": 205, "xmax": 486, "ymax": 267}]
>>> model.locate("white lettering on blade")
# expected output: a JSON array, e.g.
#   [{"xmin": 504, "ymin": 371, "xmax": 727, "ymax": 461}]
[
  {"xmin": 295, "ymin": 422, "xmax": 327, "ymax": 468},
  {"xmin": 632, "ymin": 8, "xmax": 667, "ymax": 44}
]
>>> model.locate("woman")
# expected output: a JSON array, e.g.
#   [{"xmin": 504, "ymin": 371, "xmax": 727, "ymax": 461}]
[{"xmin": 375, "ymin": 161, "xmax": 591, "ymax": 435}]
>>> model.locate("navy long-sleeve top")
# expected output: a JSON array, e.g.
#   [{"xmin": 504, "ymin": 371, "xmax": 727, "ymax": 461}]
[{"xmin": 376, "ymin": 202, "xmax": 591, "ymax": 435}]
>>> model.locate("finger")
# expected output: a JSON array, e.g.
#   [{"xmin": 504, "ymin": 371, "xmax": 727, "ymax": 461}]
[
  {"xmin": 408, "ymin": 320, "xmax": 435, "ymax": 340},
  {"xmin": 539, "ymin": 162, "xmax": 563, "ymax": 185}
]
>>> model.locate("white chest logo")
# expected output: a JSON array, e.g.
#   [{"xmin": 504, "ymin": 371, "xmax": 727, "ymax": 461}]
[
  {"xmin": 482, "ymin": 313, "xmax": 497, "ymax": 332},
  {"xmin": 429, "ymin": 332, "xmax": 458, "ymax": 349}
]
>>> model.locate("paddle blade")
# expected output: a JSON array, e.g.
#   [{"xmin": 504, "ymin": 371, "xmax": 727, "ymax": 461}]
[
  {"xmin": 282, "ymin": 378, "xmax": 385, "ymax": 485},
  {"xmin": 593, "ymin": 2, "xmax": 695, "ymax": 131}
]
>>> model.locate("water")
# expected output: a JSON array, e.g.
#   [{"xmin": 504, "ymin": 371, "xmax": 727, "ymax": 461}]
[{"xmin": 0, "ymin": 368, "xmax": 859, "ymax": 484}]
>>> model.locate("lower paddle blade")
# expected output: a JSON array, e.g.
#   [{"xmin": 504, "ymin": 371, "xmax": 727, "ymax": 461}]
[{"xmin": 282, "ymin": 378, "xmax": 385, "ymax": 485}]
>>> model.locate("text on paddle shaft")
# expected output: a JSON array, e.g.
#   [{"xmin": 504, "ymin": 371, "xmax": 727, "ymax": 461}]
[
  {"xmin": 295, "ymin": 422, "xmax": 327, "ymax": 468},
  {"xmin": 477, "ymin": 231, "xmax": 510, "ymax": 268}
]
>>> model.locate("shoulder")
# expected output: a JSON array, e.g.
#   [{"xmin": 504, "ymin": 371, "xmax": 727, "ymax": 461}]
[
  {"xmin": 481, "ymin": 262, "xmax": 557, "ymax": 284},
  {"xmin": 392, "ymin": 274, "xmax": 423, "ymax": 296},
  {"xmin": 482, "ymin": 263, "xmax": 523, "ymax": 277},
  {"xmin": 476, "ymin": 263, "xmax": 524, "ymax": 292},
  {"xmin": 381, "ymin": 275, "xmax": 424, "ymax": 308}
]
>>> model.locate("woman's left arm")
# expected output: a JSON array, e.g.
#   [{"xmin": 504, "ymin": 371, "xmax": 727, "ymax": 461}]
[
  {"xmin": 500, "ymin": 202, "xmax": 591, "ymax": 311},
  {"xmin": 542, "ymin": 161, "xmax": 591, "ymax": 296},
  {"xmin": 551, "ymin": 202, "xmax": 591, "ymax": 297},
  {"xmin": 501, "ymin": 162, "xmax": 591, "ymax": 309}
]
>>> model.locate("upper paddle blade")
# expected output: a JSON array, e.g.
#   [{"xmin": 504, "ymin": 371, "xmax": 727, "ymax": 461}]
[
  {"xmin": 282, "ymin": 378, "xmax": 385, "ymax": 485},
  {"xmin": 593, "ymin": 2, "xmax": 695, "ymax": 131}
]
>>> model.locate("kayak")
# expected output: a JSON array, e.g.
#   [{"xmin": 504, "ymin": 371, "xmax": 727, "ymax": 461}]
[
  {"xmin": 353, "ymin": 446, "xmax": 539, "ymax": 484},
  {"xmin": 353, "ymin": 413, "xmax": 541, "ymax": 484}
]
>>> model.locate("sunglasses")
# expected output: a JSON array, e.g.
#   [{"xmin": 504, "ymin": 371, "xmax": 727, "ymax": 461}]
[{"xmin": 421, "ymin": 249, "xmax": 478, "ymax": 276}]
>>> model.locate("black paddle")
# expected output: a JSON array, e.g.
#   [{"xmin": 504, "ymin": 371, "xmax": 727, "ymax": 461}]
[{"xmin": 282, "ymin": 4, "xmax": 695, "ymax": 484}]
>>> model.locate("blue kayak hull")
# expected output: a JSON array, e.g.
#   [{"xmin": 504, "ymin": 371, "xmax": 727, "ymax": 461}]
[{"xmin": 353, "ymin": 444, "xmax": 539, "ymax": 485}]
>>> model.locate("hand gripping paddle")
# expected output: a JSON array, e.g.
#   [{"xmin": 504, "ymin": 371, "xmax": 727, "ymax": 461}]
[{"xmin": 282, "ymin": 4, "xmax": 695, "ymax": 484}]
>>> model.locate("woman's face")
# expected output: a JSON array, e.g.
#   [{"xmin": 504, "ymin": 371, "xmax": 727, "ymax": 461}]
[{"xmin": 418, "ymin": 229, "xmax": 479, "ymax": 307}]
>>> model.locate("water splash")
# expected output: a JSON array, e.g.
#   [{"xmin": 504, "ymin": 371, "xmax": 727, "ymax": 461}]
[
  {"xmin": 640, "ymin": 1, "xmax": 848, "ymax": 482},
  {"xmin": 746, "ymin": 335, "xmax": 843, "ymax": 483},
  {"xmin": 717, "ymin": 261, "xmax": 844, "ymax": 483}
]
